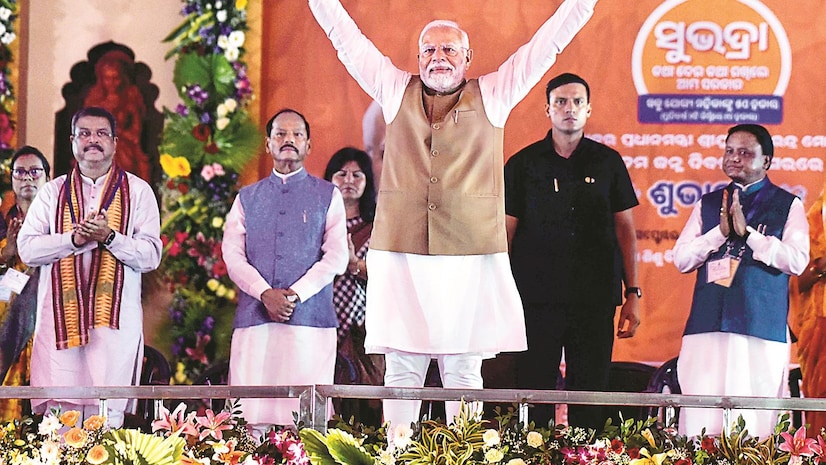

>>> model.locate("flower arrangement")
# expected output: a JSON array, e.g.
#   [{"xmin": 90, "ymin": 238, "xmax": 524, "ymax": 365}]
[
  {"xmin": 2, "ymin": 404, "xmax": 824, "ymax": 465},
  {"xmin": 0, "ymin": 402, "xmax": 310, "ymax": 465},
  {"xmin": 300, "ymin": 404, "xmax": 826, "ymax": 465},
  {"xmin": 158, "ymin": 0, "xmax": 261, "ymax": 384},
  {"xmin": 0, "ymin": 0, "xmax": 18, "ymax": 196}
]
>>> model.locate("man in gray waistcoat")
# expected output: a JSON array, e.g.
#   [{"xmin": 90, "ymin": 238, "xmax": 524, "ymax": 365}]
[{"xmin": 222, "ymin": 108, "xmax": 348, "ymax": 434}]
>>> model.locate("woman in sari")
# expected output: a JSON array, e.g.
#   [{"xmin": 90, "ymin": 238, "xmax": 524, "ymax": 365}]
[
  {"xmin": 0, "ymin": 146, "xmax": 50, "ymax": 420},
  {"xmin": 324, "ymin": 147, "xmax": 383, "ymax": 426}
]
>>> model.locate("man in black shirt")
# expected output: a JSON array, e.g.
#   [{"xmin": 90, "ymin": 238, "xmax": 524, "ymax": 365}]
[{"xmin": 503, "ymin": 73, "xmax": 641, "ymax": 430}]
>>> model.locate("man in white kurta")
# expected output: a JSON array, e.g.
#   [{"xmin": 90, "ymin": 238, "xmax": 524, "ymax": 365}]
[
  {"xmin": 309, "ymin": 0, "xmax": 599, "ymax": 429},
  {"xmin": 673, "ymin": 124, "xmax": 809, "ymax": 438},
  {"xmin": 18, "ymin": 107, "xmax": 162, "ymax": 428},
  {"xmin": 222, "ymin": 109, "xmax": 348, "ymax": 431}
]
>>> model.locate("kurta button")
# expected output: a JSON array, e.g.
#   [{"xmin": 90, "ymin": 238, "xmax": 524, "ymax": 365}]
[
  {"xmin": 428, "ymin": 203, "xmax": 437, "ymax": 211},
  {"xmin": 431, "ymin": 149, "xmax": 439, "ymax": 157},
  {"xmin": 430, "ymin": 176, "xmax": 438, "ymax": 183},
  {"xmin": 279, "ymin": 210, "xmax": 286, "ymax": 215},
  {"xmin": 432, "ymin": 123, "xmax": 440, "ymax": 130},
  {"xmin": 275, "ymin": 254, "xmax": 283, "ymax": 260},
  {"xmin": 277, "ymin": 232, "xmax": 284, "ymax": 237}
]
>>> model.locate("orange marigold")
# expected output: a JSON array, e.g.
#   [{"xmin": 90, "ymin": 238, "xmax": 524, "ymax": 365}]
[
  {"xmin": 63, "ymin": 427, "xmax": 89, "ymax": 448},
  {"xmin": 60, "ymin": 410, "xmax": 81, "ymax": 427}
]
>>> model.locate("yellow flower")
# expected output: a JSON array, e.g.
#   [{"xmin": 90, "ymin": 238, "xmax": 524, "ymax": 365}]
[
  {"xmin": 225, "ymin": 289, "xmax": 236, "ymax": 301},
  {"xmin": 642, "ymin": 428, "xmax": 656, "ymax": 448},
  {"xmin": 484, "ymin": 448, "xmax": 504, "ymax": 463},
  {"xmin": 212, "ymin": 217, "xmax": 224, "ymax": 228},
  {"xmin": 482, "ymin": 429, "xmax": 500, "ymax": 447},
  {"xmin": 526, "ymin": 431, "xmax": 543, "ymax": 448},
  {"xmin": 216, "ymin": 284, "xmax": 227, "ymax": 297},
  {"xmin": 87, "ymin": 444, "xmax": 109, "ymax": 464},
  {"xmin": 207, "ymin": 279, "xmax": 220, "ymax": 291},
  {"xmin": 59, "ymin": 410, "xmax": 80, "ymax": 427},
  {"xmin": 630, "ymin": 448, "xmax": 668, "ymax": 465},
  {"xmin": 83, "ymin": 415, "xmax": 106, "ymax": 430},
  {"xmin": 506, "ymin": 459, "xmax": 526, "ymax": 465},
  {"xmin": 160, "ymin": 153, "xmax": 192, "ymax": 178},
  {"xmin": 63, "ymin": 427, "xmax": 89, "ymax": 448},
  {"xmin": 216, "ymin": 117, "xmax": 230, "ymax": 131},
  {"xmin": 236, "ymin": 0, "xmax": 248, "ymax": 9}
]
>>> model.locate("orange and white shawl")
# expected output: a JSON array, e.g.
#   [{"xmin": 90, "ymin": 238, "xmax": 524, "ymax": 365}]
[{"xmin": 51, "ymin": 164, "xmax": 130, "ymax": 350}]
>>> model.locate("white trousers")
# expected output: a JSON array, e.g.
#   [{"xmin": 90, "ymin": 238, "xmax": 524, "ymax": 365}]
[{"xmin": 383, "ymin": 351, "xmax": 483, "ymax": 432}]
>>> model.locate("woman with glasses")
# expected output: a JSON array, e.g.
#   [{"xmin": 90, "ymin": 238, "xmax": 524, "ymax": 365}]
[
  {"xmin": 323, "ymin": 147, "xmax": 383, "ymax": 426},
  {"xmin": 0, "ymin": 145, "xmax": 50, "ymax": 420}
]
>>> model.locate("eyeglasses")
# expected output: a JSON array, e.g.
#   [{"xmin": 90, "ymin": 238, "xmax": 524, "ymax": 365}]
[
  {"xmin": 420, "ymin": 44, "xmax": 466, "ymax": 58},
  {"xmin": 12, "ymin": 167, "xmax": 45, "ymax": 180},
  {"xmin": 74, "ymin": 129, "xmax": 114, "ymax": 140}
]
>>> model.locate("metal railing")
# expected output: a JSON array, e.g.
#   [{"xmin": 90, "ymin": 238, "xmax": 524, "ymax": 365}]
[{"xmin": 4, "ymin": 384, "xmax": 826, "ymax": 432}]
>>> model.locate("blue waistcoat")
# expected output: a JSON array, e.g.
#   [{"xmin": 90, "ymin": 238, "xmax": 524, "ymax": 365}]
[
  {"xmin": 233, "ymin": 170, "xmax": 337, "ymax": 329},
  {"xmin": 684, "ymin": 177, "xmax": 796, "ymax": 342}
]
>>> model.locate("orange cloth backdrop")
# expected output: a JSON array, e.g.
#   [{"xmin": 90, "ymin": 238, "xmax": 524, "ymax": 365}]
[{"xmin": 253, "ymin": 0, "xmax": 826, "ymax": 364}]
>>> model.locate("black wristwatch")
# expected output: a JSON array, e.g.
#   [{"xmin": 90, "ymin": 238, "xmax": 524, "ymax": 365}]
[
  {"xmin": 625, "ymin": 287, "xmax": 642, "ymax": 299},
  {"xmin": 103, "ymin": 230, "xmax": 116, "ymax": 246}
]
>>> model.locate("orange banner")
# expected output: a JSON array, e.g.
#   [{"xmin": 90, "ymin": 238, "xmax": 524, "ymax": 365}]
[{"xmin": 260, "ymin": 0, "xmax": 826, "ymax": 364}]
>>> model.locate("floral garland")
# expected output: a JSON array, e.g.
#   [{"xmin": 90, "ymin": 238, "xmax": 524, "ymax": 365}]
[
  {"xmin": 158, "ymin": 0, "xmax": 261, "ymax": 384},
  {"xmin": 0, "ymin": 0, "xmax": 18, "ymax": 195}
]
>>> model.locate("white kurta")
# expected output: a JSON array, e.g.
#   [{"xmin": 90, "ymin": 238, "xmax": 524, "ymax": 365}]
[
  {"xmin": 222, "ymin": 169, "xmax": 348, "ymax": 425},
  {"xmin": 17, "ymin": 169, "xmax": 162, "ymax": 423},
  {"xmin": 309, "ymin": 0, "xmax": 598, "ymax": 356}
]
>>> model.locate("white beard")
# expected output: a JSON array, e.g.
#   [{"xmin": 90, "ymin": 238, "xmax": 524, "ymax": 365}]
[{"xmin": 422, "ymin": 72, "xmax": 462, "ymax": 93}]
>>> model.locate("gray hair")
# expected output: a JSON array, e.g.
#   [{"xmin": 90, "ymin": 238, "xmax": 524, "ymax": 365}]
[{"xmin": 418, "ymin": 20, "xmax": 469, "ymax": 49}]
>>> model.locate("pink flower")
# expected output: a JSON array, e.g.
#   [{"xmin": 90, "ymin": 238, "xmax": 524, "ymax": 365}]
[
  {"xmin": 779, "ymin": 426, "xmax": 821, "ymax": 464},
  {"xmin": 152, "ymin": 403, "xmax": 199, "ymax": 437},
  {"xmin": 185, "ymin": 333, "xmax": 212, "ymax": 365},
  {"xmin": 169, "ymin": 241, "xmax": 182, "ymax": 257},
  {"xmin": 201, "ymin": 164, "xmax": 215, "ymax": 182},
  {"xmin": 212, "ymin": 163, "xmax": 225, "ymax": 176},
  {"xmin": 195, "ymin": 408, "xmax": 234, "ymax": 441},
  {"xmin": 212, "ymin": 260, "xmax": 228, "ymax": 278}
]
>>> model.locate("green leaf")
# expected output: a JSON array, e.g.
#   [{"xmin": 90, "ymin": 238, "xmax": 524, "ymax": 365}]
[
  {"xmin": 173, "ymin": 53, "xmax": 213, "ymax": 96},
  {"xmin": 325, "ymin": 429, "xmax": 376, "ymax": 465},
  {"xmin": 299, "ymin": 429, "xmax": 339, "ymax": 465},
  {"xmin": 211, "ymin": 55, "xmax": 236, "ymax": 98}
]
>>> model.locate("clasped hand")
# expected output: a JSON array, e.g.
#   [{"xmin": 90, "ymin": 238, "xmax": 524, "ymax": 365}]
[
  {"xmin": 719, "ymin": 189, "xmax": 748, "ymax": 238},
  {"xmin": 261, "ymin": 288, "xmax": 298, "ymax": 323},
  {"xmin": 73, "ymin": 210, "xmax": 113, "ymax": 246}
]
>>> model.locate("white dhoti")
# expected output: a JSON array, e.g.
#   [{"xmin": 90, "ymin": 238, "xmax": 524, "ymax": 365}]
[
  {"xmin": 678, "ymin": 332, "xmax": 789, "ymax": 438},
  {"xmin": 230, "ymin": 323, "xmax": 336, "ymax": 427}
]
